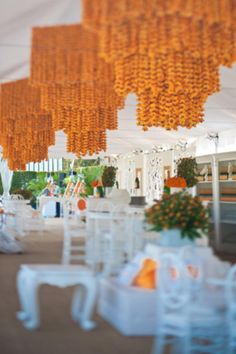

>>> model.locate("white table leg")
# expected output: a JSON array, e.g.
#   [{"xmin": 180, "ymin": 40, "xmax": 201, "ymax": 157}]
[
  {"xmin": 16, "ymin": 269, "xmax": 40, "ymax": 330},
  {"xmin": 16, "ymin": 269, "xmax": 30, "ymax": 321},
  {"xmin": 71, "ymin": 278, "xmax": 97, "ymax": 331}
]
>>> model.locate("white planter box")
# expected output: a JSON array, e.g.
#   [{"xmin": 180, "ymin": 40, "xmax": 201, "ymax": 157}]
[{"xmin": 98, "ymin": 278, "xmax": 157, "ymax": 336}]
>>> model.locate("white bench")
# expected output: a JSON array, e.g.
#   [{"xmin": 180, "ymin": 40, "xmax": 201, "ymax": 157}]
[{"xmin": 16, "ymin": 264, "xmax": 97, "ymax": 331}]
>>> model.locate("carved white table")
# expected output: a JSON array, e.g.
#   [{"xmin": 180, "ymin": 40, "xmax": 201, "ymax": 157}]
[{"xmin": 16, "ymin": 264, "xmax": 97, "ymax": 331}]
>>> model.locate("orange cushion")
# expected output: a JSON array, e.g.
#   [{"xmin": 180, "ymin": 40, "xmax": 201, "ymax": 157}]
[
  {"xmin": 133, "ymin": 259, "xmax": 157, "ymax": 289},
  {"xmin": 77, "ymin": 199, "xmax": 86, "ymax": 211}
]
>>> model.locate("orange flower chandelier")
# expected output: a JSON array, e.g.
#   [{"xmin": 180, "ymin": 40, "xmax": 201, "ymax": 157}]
[
  {"xmin": 30, "ymin": 24, "xmax": 124, "ymax": 156},
  {"xmin": 0, "ymin": 79, "xmax": 54, "ymax": 170},
  {"xmin": 82, "ymin": 0, "xmax": 236, "ymax": 130}
]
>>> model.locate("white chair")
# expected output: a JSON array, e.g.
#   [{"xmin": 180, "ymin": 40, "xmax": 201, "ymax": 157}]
[
  {"xmin": 10, "ymin": 194, "xmax": 24, "ymax": 200},
  {"xmin": 86, "ymin": 200, "xmax": 114, "ymax": 271},
  {"xmin": 23, "ymin": 207, "xmax": 45, "ymax": 232},
  {"xmin": 179, "ymin": 246, "xmax": 204, "ymax": 294},
  {"xmin": 152, "ymin": 253, "xmax": 227, "ymax": 354},
  {"xmin": 16, "ymin": 264, "xmax": 96, "ymax": 331},
  {"xmin": 103, "ymin": 204, "xmax": 133, "ymax": 276},
  {"xmin": 225, "ymin": 263, "xmax": 236, "ymax": 354},
  {"xmin": 152, "ymin": 253, "xmax": 191, "ymax": 354},
  {"xmin": 62, "ymin": 201, "xmax": 87, "ymax": 265}
]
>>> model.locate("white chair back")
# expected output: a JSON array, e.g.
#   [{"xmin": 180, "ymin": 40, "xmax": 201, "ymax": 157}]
[
  {"xmin": 94, "ymin": 200, "xmax": 114, "ymax": 236},
  {"xmin": 62, "ymin": 202, "xmax": 86, "ymax": 265},
  {"xmin": 158, "ymin": 253, "xmax": 190, "ymax": 311},
  {"xmin": 179, "ymin": 246, "xmax": 203, "ymax": 292}
]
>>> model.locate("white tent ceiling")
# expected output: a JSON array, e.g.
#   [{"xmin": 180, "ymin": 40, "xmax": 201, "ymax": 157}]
[{"xmin": 1, "ymin": 0, "xmax": 236, "ymax": 158}]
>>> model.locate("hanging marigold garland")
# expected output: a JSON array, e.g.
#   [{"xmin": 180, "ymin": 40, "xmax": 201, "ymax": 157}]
[
  {"xmin": 82, "ymin": 0, "xmax": 236, "ymax": 130},
  {"xmin": 30, "ymin": 24, "xmax": 123, "ymax": 155},
  {"xmin": 67, "ymin": 131, "xmax": 107, "ymax": 157},
  {"xmin": 0, "ymin": 79, "xmax": 54, "ymax": 170}
]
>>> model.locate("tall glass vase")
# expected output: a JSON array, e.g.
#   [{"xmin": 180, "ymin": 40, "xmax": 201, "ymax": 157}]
[{"xmin": 159, "ymin": 229, "xmax": 195, "ymax": 247}]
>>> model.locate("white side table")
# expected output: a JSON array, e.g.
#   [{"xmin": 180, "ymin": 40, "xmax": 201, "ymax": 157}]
[{"xmin": 16, "ymin": 264, "xmax": 97, "ymax": 331}]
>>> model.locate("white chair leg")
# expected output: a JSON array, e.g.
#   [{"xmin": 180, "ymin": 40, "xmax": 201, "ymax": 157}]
[
  {"xmin": 152, "ymin": 334, "xmax": 165, "ymax": 354},
  {"xmin": 71, "ymin": 279, "xmax": 97, "ymax": 331},
  {"xmin": 62, "ymin": 237, "xmax": 71, "ymax": 264}
]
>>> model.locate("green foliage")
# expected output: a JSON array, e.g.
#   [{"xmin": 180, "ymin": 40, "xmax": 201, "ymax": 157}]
[
  {"xmin": 76, "ymin": 158, "xmax": 101, "ymax": 167},
  {"xmin": 145, "ymin": 191, "xmax": 210, "ymax": 240},
  {"xmin": 78, "ymin": 166, "xmax": 104, "ymax": 195},
  {"xmin": 27, "ymin": 173, "xmax": 47, "ymax": 198},
  {"xmin": 177, "ymin": 157, "xmax": 198, "ymax": 187},
  {"xmin": 10, "ymin": 172, "xmax": 37, "ymax": 193},
  {"xmin": 102, "ymin": 166, "xmax": 117, "ymax": 187},
  {"xmin": 12, "ymin": 188, "xmax": 33, "ymax": 200}
]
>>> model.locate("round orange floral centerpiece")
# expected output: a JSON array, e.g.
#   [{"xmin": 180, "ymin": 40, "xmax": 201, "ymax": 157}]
[{"xmin": 165, "ymin": 176, "xmax": 187, "ymax": 188}]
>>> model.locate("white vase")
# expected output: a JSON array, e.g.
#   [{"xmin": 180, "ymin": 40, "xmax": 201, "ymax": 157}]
[
  {"xmin": 104, "ymin": 187, "xmax": 113, "ymax": 197},
  {"xmin": 186, "ymin": 186, "xmax": 197, "ymax": 196},
  {"xmin": 107, "ymin": 189, "xmax": 131, "ymax": 205},
  {"xmin": 159, "ymin": 229, "xmax": 195, "ymax": 247}
]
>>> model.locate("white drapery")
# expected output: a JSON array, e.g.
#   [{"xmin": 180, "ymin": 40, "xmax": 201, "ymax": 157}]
[{"xmin": 0, "ymin": 159, "xmax": 13, "ymax": 198}]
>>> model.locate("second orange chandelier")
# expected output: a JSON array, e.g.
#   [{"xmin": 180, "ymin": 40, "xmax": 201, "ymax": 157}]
[{"xmin": 82, "ymin": 0, "xmax": 236, "ymax": 130}]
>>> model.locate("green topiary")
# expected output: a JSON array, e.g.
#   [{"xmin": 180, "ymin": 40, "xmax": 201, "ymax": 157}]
[
  {"xmin": 102, "ymin": 166, "xmax": 117, "ymax": 188},
  {"xmin": 177, "ymin": 157, "xmax": 198, "ymax": 188}
]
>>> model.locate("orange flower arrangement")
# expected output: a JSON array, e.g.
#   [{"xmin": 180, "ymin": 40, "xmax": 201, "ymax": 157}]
[
  {"xmin": 145, "ymin": 191, "xmax": 210, "ymax": 240},
  {"xmin": 0, "ymin": 79, "xmax": 54, "ymax": 170},
  {"xmin": 82, "ymin": 0, "xmax": 236, "ymax": 130},
  {"xmin": 30, "ymin": 24, "xmax": 124, "ymax": 156},
  {"xmin": 165, "ymin": 176, "xmax": 187, "ymax": 188}
]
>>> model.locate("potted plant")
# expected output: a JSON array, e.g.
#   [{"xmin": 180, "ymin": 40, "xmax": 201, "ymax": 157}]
[
  {"xmin": 177, "ymin": 157, "xmax": 198, "ymax": 188},
  {"xmin": 145, "ymin": 191, "xmax": 210, "ymax": 247},
  {"xmin": 78, "ymin": 166, "xmax": 104, "ymax": 196},
  {"xmin": 102, "ymin": 166, "xmax": 117, "ymax": 196},
  {"xmin": 27, "ymin": 173, "xmax": 48, "ymax": 208}
]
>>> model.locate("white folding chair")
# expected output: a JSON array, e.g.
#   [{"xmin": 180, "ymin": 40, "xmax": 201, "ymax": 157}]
[
  {"xmin": 179, "ymin": 246, "xmax": 204, "ymax": 295},
  {"xmin": 152, "ymin": 253, "xmax": 191, "ymax": 354},
  {"xmin": 86, "ymin": 200, "xmax": 114, "ymax": 271},
  {"xmin": 103, "ymin": 204, "xmax": 131, "ymax": 276},
  {"xmin": 62, "ymin": 201, "xmax": 87, "ymax": 265},
  {"xmin": 152, "ymin": 253, "xmax": 227, "ymax": 354}
]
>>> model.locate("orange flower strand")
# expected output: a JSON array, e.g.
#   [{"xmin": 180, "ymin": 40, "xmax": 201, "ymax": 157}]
[
  {"xmin": 66, "ymin": 131, "xmax": 107, "ymax": 157},
  {"xmin": 82, "ymin": 0, "xmax": 235, "ymax": 27},
  {"xmin": 0, "ymin": 79, "xmax": 54, "ymax": 170},
  {"xmin": 30, "ymin": 24, "xmax": 123, "ymax": 155}
]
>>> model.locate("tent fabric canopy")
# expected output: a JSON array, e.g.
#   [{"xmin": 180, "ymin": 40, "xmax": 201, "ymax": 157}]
[{"xmin": 1, "ymin": 0, "xmax": 236, "ymax": 157}]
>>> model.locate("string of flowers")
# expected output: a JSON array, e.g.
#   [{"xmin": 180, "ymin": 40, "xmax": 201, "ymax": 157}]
[
  {"xmin": 0, "ymin": 79, "xmax": 54, "ymax": 170},
  {"xmin": 82, "ymin": 0, "xmax": 236, "ymax": 130},
  {"xmin": 30, "ymin": 24, "xmax": 124, "ymax": 155}
]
